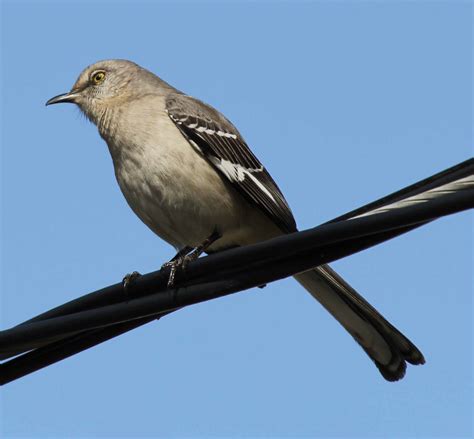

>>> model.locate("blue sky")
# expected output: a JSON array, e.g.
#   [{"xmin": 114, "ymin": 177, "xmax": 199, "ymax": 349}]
[{"xmin": 1, "ymin": 1, "xmax": 472, "ymax": 437}]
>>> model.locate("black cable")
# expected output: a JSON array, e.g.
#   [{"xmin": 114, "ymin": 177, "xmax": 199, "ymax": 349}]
[{"xmin": 1, "ymin": 159, "xmax": 472, "ymax": 385}]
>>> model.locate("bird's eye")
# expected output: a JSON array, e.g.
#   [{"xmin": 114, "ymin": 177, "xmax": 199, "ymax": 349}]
[{"xmin": 91, "ymin": 71, "xmax": 106, "ymax": 84}]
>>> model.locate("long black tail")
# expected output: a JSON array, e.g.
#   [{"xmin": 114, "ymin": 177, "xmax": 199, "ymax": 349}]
[{"xmin": 294, "ymin": 264, "xmax": 425, "ymax": 381}]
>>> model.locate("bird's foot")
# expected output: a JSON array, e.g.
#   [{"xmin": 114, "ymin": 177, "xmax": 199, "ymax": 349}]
[
  {"xmin": 161, "ymin": 252, "xmax": 200, "ymax": 288},
  {"xmin": 161, "ymin": 231, "xmax": 221, "ymax": 288},
  {"xmin": 122, "ymin": 271, "xmax": 141, "ymax": 296},
  {"xmin": 161, "ymin": 258, "xmax": 180, "ymax": 288}
]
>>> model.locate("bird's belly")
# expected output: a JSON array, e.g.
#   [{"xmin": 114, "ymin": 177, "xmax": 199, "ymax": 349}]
[{"xmin": 113, "ymin": 139, "xmax": 277, "ymax": 251}]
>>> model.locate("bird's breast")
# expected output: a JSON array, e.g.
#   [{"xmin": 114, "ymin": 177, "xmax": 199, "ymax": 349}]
[{"xmin": 104, "ymin": 106, "xmax": 253, "ymax": 249}]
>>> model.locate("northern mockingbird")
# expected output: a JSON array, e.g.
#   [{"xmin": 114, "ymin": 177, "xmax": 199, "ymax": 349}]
[{"xmin": 46, "ymin": 59, "xmax": 425, "ymax": 381}]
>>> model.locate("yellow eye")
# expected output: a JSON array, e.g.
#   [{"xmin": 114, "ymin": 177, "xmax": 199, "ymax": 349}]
[{"xmin": 91, "ymin": 71, "xmax": 106, "ymax": 84}]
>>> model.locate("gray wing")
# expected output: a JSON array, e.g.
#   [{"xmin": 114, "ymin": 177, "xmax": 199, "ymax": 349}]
[{"xmin": 166, "ymin": 93, "xmax": 297, "ymax": 233}]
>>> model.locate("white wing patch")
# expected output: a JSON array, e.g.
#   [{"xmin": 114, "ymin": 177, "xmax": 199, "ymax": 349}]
[
  {"xmin": 196, "ymin": 125, "xmax": 237, "ymax": 138},
  {"xmin": 209, "ymin": 157, "xmax": 276, "ymax": 203},
  {"xmin": 246, "ymin": 170, "xmax": 277, "ymax": 203},
  {"xmin": 168, "ymin": 112, "xmax": 237, "ymax": 139}
]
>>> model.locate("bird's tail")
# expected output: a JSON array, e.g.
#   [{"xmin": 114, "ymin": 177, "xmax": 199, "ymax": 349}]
[{"xmin": 294, "ymin": 265, "xmax": 425, "ymax": 381}]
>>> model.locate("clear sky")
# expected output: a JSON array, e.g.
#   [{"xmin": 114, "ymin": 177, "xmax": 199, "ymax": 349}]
[{"xmin": 1, "ymin": 1, "xmax": 472, "ymax": 437}]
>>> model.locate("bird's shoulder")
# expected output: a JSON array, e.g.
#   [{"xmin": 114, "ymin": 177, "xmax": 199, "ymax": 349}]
[{"xmin": 166, "ymin": 93, "xmax": 241, "ymax": 134}]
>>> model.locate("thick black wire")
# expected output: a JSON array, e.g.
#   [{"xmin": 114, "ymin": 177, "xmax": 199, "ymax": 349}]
[
  {"xmin": 1, "ymin": 188, "xmax": 472, "ymax": 367},
  {"xmin": 1, "ymin": 159, "xmax": 472, "ymax": 384},
  {"xmin": 10, "ymin": 159, "xmax": 473, "ymax": 329}
]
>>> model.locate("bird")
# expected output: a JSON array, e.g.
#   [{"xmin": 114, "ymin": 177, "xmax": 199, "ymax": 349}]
[{"xmin": 46, "ymin": 59, "xmax": 425, "ymax": 381}]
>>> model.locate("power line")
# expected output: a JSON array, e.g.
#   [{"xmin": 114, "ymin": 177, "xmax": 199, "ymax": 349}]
[{"xmin": 1, "ymin": 159, "xmax": 472, "ymax": 385}]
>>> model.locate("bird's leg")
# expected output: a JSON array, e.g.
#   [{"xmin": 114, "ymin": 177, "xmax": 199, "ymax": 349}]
[
  {"xmin": 182, "ymin": 229, "xmax": 222, "ymax": 267},
  {"xmin": 161, "ymin": 246, "xmax": 193, "ymax": 269},
  {"xmin": 162, "ymin": 230, "xmax": 221, "ymax": 287},
  {"xmin": 161, "ymin": 246, "xmax": 193, "ymax": 287},
  {"xmin": 166, "ymin": 246, "xmax": 194, "ymax": 264}
]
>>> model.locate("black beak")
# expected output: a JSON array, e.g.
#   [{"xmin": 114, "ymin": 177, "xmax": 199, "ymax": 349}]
[{"xmin": 45, "ymin": 91, "xmax": 80, "ymax": 106}]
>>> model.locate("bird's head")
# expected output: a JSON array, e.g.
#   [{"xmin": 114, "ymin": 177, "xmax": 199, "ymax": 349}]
[{"xmin": 46, "ymin": 59, "xmax": 149, "ymax": 123}]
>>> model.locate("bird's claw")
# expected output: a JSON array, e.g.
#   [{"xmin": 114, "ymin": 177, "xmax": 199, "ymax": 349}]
[
  {"xmin": 161, "ymin": 233, "xmax": 221, "ymax": 288},
  {"xmin": 162, "ymin": 259, "xmax": 183, "ymax": 288},
  {"xmin": 161, "ymin": 259, "xmax": 179, "ymax": 288},
  {"xmin": 122, "ymin": 271, "xmax": 141, "ymax": 295},
  {"xmin": 162, "ymin": 252, "xmax": 199, "ymax": 288}
]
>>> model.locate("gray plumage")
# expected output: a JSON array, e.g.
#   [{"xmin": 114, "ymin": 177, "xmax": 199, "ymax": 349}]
[{"xmin": 46, "ymin": 59, "xmax": 425, "ymax": 381}]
